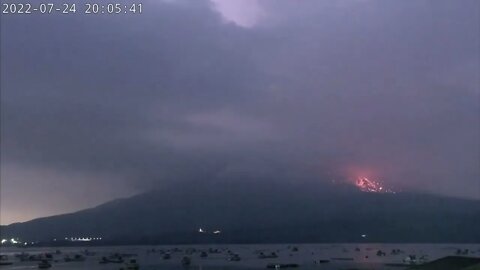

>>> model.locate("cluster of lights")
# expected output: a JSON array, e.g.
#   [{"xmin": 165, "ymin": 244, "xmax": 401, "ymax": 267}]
[
  {"xmin": 65, "ymin": 237, "xmax": 102, "ymax": 242},
  {"xmin": 355, "ymin": 177, "xmax": 395, "ymax": 193},
  {"xmin": 198, "ymin": 228, "xmax": 221, "ymax": 234},
  {"xmin": 1, "ymin": 237, "xmax": 104, "ymax": 244},
  {"xmin": 1, "ymin": 238, "xmax": 23, "ymax": 245},
  {"xmin": 1, "ymin": 238, "xmax": 19, "ymax": 245}
]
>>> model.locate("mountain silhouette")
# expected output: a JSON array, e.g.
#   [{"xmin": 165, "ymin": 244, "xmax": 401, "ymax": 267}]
[{"xmin": 1, "ymin": 181, "xmax": 479, "ymax": 244}]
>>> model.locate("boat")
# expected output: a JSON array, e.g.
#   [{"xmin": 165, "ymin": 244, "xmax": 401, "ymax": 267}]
[
  {"xmin": 124, "ymin": 259, "xmax": 140, "ymax": 270},
  {"xmin": 208, "ymin": 248, "xmax": 221, "ymax": 254},
  {"xmin": 44, "ymin": 253, "xmax": 54, "ymax": 261},
  {"xmin": 228, "ymin": 254, "xmax": 241, "ymax": 261},
  {"xmin": 258, "ymin": 252, "xmax": 278, "ymax": 259},
  {"xmin": 391, "ymin": 249, "xmax": 403, "ymax": 255},
  {"xmin": 403, "ymin": 255, "xmax": 427, "ymax": 265},
  {"xmin": 331, "ymin": 257, "xmax": 354, "ymax": 261},
  {"xmin": 185, "ymin": 248, "xmax": 196, "ymax": 255},
  {"xmin": 99, "ymin": 255, "xmax": 124, "ymax": 264},
  {"xmin": 163, "ymin": 253, "xmax": 171, "ymax": 260},
  {"xmin": 266, "ymin": 263, "xmax": 299, "ymax": 269},
  {"xmin": 121, "ymin": 253, "xmax": 137, "ymax": 258},
  {"xmin": 376, "ymin": 250, "xmax": 386, "ymax": 256},
  {"xmin": 38, "ymin": 260, "xmax": 52, "ymax": 269},
  {"xmin": 181, "ymin": 256, "xmax": 191, "ymax": 267},
  {"xmin": 456, "ymin": 249, "xmax": 470, "ymax": 255},
  {"xmin": 64, "ymin": 254, "xmax": 86, "ymax": 262},
  {"xmin": 0, "ymin": 255, "xmax": 13, "ymax": 266}
]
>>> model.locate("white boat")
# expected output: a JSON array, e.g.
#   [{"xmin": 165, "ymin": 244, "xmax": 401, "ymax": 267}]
[{"xmin": 403, "ymin": 255, "xmax": 428, "ymax": 265}]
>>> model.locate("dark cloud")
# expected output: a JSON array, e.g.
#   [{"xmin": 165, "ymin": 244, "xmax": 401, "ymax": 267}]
[{"xmin": 1, "ymin": 0, "xmax": 479, "ymax": 224}]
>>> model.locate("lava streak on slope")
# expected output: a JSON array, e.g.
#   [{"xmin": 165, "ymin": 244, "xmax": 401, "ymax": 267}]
[{"xmin": 355, "ymin": 177, "xmax": 396, "ymax": 193}]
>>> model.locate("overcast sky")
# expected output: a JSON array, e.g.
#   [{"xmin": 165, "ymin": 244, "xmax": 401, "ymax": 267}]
[{"xmin": 1, "ymin": 0, "xmax": 479, "ymax": 225}]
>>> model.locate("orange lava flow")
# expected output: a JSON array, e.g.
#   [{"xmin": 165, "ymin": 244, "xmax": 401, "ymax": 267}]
[{"xmin": 355, "ymin": 177, "xmax": 395, "ymax": 193}]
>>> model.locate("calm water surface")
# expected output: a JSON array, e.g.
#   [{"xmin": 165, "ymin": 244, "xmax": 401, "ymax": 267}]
[{"xmin": 1, "ymin": 243, "xmax": 479, "ymax": 270}]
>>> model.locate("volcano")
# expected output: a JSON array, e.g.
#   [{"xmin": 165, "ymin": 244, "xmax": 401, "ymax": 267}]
[{"xmin": 1, "ymin": 181, "xmax": 479, "ymax": 244}]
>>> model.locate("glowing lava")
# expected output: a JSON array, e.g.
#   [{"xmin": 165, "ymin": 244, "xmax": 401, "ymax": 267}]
[{"xmin": 355, "ymin": 177, "xmax": 395, "ymax": 193}]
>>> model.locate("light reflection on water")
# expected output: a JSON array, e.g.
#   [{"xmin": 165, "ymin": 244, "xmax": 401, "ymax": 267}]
[{"xmin": 1, "ymin": 243, "xmax": 479, "ymax": 270}]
